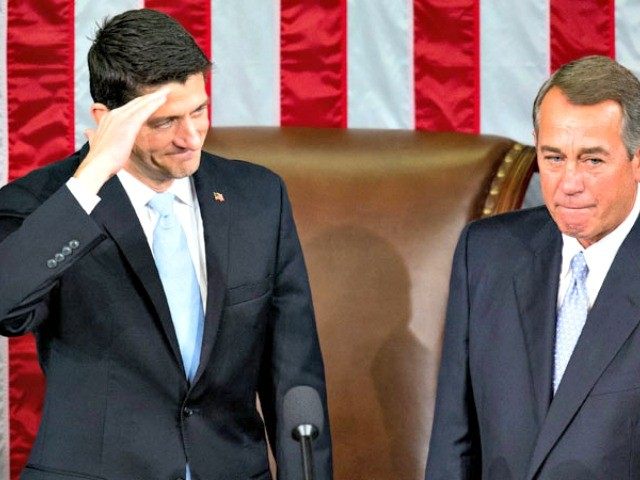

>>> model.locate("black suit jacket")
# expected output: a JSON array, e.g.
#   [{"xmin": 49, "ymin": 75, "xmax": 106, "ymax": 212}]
[
  {"xmin": 426, "ymin": 206, "xmax": 640, "ymax": 480},
  {"xmin": 0, "ymin": 145, "xmax": 332, "ymax": 480}
]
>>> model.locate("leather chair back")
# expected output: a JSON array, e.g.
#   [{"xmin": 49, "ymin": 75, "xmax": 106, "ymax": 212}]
[{"xmin": 204, "ymin": 127, "xmax": 536, "ymax": 479}]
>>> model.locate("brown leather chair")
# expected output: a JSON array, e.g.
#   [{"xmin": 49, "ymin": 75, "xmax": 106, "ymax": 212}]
[
  {"xmin": 0, "ymin": 127, "xmax": 536, "ymax": 479},
  {"xmin": 203, "ymin": 127, "xmax": 536, "ymax": 480}
]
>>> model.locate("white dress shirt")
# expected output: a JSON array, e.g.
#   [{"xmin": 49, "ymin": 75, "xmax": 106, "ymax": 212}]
[
  {"xmin": 558, "ymin": 184, "xmax": 640, "ymax": 309},
  {"xmin": 66, "ymin": 172, "xmax": 208, "ymax": 307}
]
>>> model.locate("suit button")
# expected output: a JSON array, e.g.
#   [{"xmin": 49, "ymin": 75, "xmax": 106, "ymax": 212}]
[
  {"xmin": 46, "ymin": 259, "xmax": 57, "ymax": 269},
  {"xmin": 54, "ymin": 253, "xmax": 65, "ymax": 262},
  {"xmin": 69, "ymin": 239, "xmax": 80, "ymax": 250},
  {"xmin": 61, "ymin": 246, "xmax": 72, "ymax": 256},
  {"xmin": 183, "ymin": 407, "xmax": 194, "ymax": 417}
]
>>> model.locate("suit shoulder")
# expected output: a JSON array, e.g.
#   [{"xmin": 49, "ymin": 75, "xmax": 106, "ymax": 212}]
[
  {"xmin": 0, "ymin": 149, "xmax": 85, "ymax": 213},
  {"xmin": 465, "ymin": 206, "xmax": 555, "ymax": 250},
  {"xmin": 201, "ymin": 151, "xmax": 283, "ymax": 191},
  {"xmin": 205, "ymin": 151, "xmax": 279, "ymax": 177}
]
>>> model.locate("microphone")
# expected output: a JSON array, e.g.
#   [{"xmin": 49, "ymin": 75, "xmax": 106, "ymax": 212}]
[{"xmin": 283, "ymin": 386, "xmax": 324, "ymax": 480}]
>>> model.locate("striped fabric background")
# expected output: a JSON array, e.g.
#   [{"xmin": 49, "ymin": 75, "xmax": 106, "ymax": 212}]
[{"xmin": 1, "ymin": 0, "xmax": 639, "ymax": 477}]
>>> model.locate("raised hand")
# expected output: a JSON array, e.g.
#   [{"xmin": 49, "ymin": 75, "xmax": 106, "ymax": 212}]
[{"xmin": 73, "ymin": 88, "xmax": 169, "ymax": 194}]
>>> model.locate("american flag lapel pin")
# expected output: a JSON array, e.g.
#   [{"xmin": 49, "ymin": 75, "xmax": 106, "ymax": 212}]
[{"xmin": 213, "ymin": 191, "xmax": 225, "ymax": 202}]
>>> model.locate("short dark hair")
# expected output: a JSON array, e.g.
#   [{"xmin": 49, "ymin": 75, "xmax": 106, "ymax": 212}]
[
  {"xmin": 88, "ymin": 8, "xmax": 211, "ymax": 110},
  {"xmin": 532, "ymin": 55, "xmax": 640, "ymax": 158}
]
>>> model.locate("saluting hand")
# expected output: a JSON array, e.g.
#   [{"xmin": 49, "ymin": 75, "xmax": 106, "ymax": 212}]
[{"xmin": 73, "ymin": 88, "xmax": 169, "ymax": 195}]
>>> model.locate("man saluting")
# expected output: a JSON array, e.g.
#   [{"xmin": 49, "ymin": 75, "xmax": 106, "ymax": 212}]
[{"xmin": 0, "ymin": 9, "xmax": 332, "ymax": 480}]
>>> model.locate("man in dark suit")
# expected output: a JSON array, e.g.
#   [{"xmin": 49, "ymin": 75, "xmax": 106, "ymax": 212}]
[
  {"xmin": 0, "ymin": 9, "xmax": 331, "ymax": 480},
  {"xmin": 426, "ymin": 55, "xmax": 640, "ymax": 479}
]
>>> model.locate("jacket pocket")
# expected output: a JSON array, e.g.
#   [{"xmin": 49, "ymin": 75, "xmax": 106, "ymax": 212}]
[
  {"xmin": 23, "ymin": 464, "xmax": 106, "ymax": 480},
  {"xmin": 226, "ymin": 275, "xmax": 273, "ymax": 306}
]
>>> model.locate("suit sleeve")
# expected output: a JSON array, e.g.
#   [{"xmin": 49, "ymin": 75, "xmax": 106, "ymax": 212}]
[
  {"xmin": 0, "ymin": 183, "xmax": 105, "ymax": 335},
  {"xmin": 425, "ymin": 224, "xmax": 481, "ymax": 480},
  {"xmin": 257, "ymin": 178, "xmax": 333, "ymax": 480}
]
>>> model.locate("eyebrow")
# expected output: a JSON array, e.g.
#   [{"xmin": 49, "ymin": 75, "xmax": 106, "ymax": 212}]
[
  {"xmin": 148, "ymin": 99, "xmax": 209, "ymax": 125},
  {"xmin": 539, "ymin": 145, "xmax": 562, "ymax": 154},
  {"xmin": 538, "ymin": 145, "xmax": 610, "ymax": 156},
  {"xmin": 577, "ymin": 146, "xmax": 609, "ymax": 156}
]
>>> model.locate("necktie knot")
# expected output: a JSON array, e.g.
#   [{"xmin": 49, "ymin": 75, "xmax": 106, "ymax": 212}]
[
  {"xmin": 570, "ymin": 251, "xmax": 588, "ymax": 282},
  {"xmin": 148, "ymin": 192, "xmax": 176, "ymax": 227}
]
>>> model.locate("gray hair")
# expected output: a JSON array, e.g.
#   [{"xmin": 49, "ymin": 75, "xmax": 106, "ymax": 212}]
[{"xmin": 532, "ymin": 55, "xmax": 640, "ymax": 158}]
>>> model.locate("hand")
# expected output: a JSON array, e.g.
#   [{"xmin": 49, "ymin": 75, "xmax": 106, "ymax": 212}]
[{"xmin": 73, "ymin": 88, "xmax": 169, "ymax": 194}]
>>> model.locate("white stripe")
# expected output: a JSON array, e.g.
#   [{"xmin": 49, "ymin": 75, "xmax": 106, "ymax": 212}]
[
  {"xmin": 615, "ymin": 0, "xmax": 640, "ymax": 80},
  {"xmin": 211, "ymin": 0, "xmax": 279, "ymax": 126},
  {"xmin": 480, "ymin": 0, "xmax": 549, "ymax": 144},
  {"xmin": 347, "ymin": 0, "xmax": 413, "ymax": 129},
  {"xmin": 74, "ymin": 1, "xmax": 143, "ymax": 150}
]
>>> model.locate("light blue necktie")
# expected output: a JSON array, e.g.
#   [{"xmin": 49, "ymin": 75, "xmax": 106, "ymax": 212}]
[
  {"xmin": 148, "ymin": 192, "xmax": 204, "ymax": 381},
  {"xmin": 553, "ymin": 251, "xmax": 589, "ymax": 393}
]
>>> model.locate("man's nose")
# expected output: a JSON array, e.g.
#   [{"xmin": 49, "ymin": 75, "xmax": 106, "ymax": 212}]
[
  {"xmin": 176, "ymin": 117, "xmax": 202, "ymax": 149},
  {"xmin": 559, "ymin": 162, "xmax": 585, "ymax": 195}
]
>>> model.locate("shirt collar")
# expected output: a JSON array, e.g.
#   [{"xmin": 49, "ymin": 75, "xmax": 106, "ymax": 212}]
[
  {"xmin": 117, "ymin": 169, "xmax": 195, "ymax": 209},
  {"xmin": 561, "ymin": 183, "xmax": 640, "ymax": 276}
]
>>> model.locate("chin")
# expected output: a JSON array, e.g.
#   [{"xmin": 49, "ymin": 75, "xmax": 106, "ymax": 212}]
[
  {"xmin": 562, "ymin": 227, "xmax": 587, "ymax": 238},
  {"xmin": 173, "ymin": 158, "xmax": 201, "ymax": 178},
  {"xmin": 562, "ymin": 224, "xmax": 602, "ymax": 246},
  {"xmin": 555, "ymin": 209, "xmax": 590, "ymax": 230},
  {"xmin": 555, "ymin": 217, "xmax": 587, "ymax": 236}
]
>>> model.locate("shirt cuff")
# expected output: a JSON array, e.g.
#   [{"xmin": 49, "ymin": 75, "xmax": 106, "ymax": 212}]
[{"xmin": 66, "ymin": 177, "xmax": 101, "ymax": 214}]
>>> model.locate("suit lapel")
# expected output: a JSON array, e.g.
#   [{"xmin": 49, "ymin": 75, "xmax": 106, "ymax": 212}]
[
  {"xmin": 191, "ymin": 158, "xmax": 230, "ymax": 385},
  {"xmin": 514, "ymin": 219, "xmax": 562, "ymax": 427},
  {"xmin": 526, "ymin": 217, "xmax": 640, "ymax": 479},
  {"xmin": 91, "ymin": 176, "xmax": 184, "ymax": 370}
]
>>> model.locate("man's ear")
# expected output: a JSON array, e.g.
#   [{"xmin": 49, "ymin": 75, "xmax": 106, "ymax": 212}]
[
  {"xmin": 90, "ymin": 103, "xmax": 109, "ymax": 125},
  {"xmin": 632, "ymin": 148, "xmax": 640, "ymax": 183}
]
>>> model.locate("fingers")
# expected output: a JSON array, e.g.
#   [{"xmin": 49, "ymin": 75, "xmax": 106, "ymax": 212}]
[
  {"xmin": 73, "ymin": 87, "xmax": 171, "ymax": 195},
  {"xmin": 97, "ymin": 88, "xmax": 169, "ymax": 132},
  {"xmin": 113, "ymin": 87, "xmax": 170, "ymax": 119}
]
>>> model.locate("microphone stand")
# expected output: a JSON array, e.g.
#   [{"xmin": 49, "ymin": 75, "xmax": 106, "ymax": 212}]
[{"xmin": 293, "ymin": 424, "xmax": 319, "ymax": 480}]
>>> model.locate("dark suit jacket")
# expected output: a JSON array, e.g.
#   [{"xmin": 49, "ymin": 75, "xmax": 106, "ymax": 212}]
[
  {"xmin": 426, "ymin": 206, "xmax": 640, "ymax": 480},
  {"xmin": 0, "ymin": 145, "xmax": 332, "ymax": 480}
]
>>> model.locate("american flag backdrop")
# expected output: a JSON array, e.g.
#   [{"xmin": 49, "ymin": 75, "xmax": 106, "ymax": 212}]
[{"xmin": 0, "ymin": 0, "xmax": 640, "ymax": 477}]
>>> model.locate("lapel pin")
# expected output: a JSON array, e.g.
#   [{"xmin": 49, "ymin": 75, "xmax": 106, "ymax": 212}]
[{"xmin": 213, "ymin": 192, "xmax": 225, "ymax": 202}]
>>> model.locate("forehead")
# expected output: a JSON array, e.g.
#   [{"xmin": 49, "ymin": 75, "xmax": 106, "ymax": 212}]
[
  {"xmin": 142, "ymin": 74, "xmax": 208, "ymax": 116},
  {"xmin": 537, "ymin": 88, "xmax": 623, "ymax": 143}
]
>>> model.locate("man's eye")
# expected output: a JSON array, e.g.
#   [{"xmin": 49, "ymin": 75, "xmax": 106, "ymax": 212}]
[
  {"xmin": 154, "ymin": 119, "xmax": 173, "ymax": 129},
  {"xmin": 586, "ymin": 157, "xmax": 603, "ymax": 165},
  {"xmin": 545, "ymin": 155, "xmax": 563, "ymax": 163}
]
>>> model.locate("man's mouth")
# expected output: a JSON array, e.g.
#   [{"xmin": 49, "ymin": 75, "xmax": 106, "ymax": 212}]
[
  {"xmin": 168, "ymin": 149, "xmax": 196, "ymax": 160},
  {"xmin": 556, "ymin": 204, "xmax": 595, "ymax": 211}
]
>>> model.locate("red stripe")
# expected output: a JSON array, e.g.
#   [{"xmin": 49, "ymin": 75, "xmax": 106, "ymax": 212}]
[
  {"xmin": 8, "ymin": 337, "xmax": 44, "ymax": 480},
  {"xmin": 550, "ymin": 0, "xmax": 615, "ymax": 72},
  {"xmin": 7, "ymin": 1, "xmax": 74, "ymax": 477},
  {"xmin": 280, "ymin": 0, "xmax": 347, "ymax": 127},
  {"xmin": 7, "ymin": 1, "xmax": 75, "ymax": 181},
  {"xmin": 144, "ymin": 1, "xmax": 213, "ymax": 118},
  {"xmin": 414, "ymin": 0, "xmax": 480, "ymax": 133}
]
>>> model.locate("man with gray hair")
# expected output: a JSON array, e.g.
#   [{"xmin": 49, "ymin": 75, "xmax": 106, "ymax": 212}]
[{"xmin": 426, "ymin": 55, "xmax": 640, "ymax": 479}]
